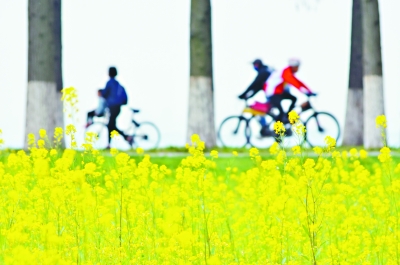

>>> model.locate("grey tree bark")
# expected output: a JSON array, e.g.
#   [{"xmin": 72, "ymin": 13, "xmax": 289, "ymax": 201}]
[
  {"xmin": 343, "ymin": 0, "xmax": 364, "ymax": 146},
  {"xmin": 361, "ymin": 0, "xmax": 385, "ymax": 148},
  {"xmin": 53, "ymin": 0, "xmax": 64, "ymax": 134},
  {"xmin": 187, "ymin": 0, "xmax": 216, "ymax": 147},
  {"xmin": 26, "ymin": 0, "xmax": 64, "ymax": 147}
]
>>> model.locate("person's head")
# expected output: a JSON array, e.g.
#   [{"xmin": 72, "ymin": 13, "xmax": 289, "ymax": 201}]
[
  {"xmin": 252, "ymin": 59, "xmax": 264, "ymax": 71},
  {"xmin": 97, "ymin": 89, "xmax": 102, "ymax": 96},
  {"xmin": 288, "ymin": 58, "xmax": 301, "ymax": 73},
  {"xmin": 109, "ymin": 67, "xmax": 117, "ymax": 78}
]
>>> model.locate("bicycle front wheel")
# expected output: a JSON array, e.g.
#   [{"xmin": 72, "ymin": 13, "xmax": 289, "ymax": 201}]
[
  {"xmin": 304, "ymin": 112, "xmax": 340, "ymax": 147},
  {"xmin": 132, "ymin": 122, "xmax": 160, "ymax": 150},
  {"xmin": 218, "ymin": 116, "xmax": 250, "ymax": 148}
]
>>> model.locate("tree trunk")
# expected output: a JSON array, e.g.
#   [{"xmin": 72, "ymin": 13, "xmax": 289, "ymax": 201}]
[
  {"xmin": 361, "ymin": 0, "xmax": 384, "ymax": 148},
  {"xmin": 343, "ymin": 0, "xmax": 364, "ymax": 146},
  {"xmin": 53, "ymin": 0, "xmax": 65, "ymax": 147},
  {"xmin": 26, "ymin": 0, "xmax": 63, "ymax": 148},
  {"xmin": 187, "ymin": 0, "xmax": 216, "ymax": 147}
]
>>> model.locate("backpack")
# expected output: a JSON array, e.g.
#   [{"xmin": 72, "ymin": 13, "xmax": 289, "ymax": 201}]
[{"xmin": 116, "ymin": 82, "xmax": 128, "ymax": 105}]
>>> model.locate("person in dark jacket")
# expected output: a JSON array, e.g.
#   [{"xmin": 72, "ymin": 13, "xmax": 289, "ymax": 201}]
[
  {"xmin": 238, "ymin": 59, "xmax": 273, "ymax": 136},
  {"xmin": 238, "ymin": 59, "xmax": 271, "ymax": 100},
  {"xmin": 100, "ymin": 67, "xmax": 132, "ymax": 147}
]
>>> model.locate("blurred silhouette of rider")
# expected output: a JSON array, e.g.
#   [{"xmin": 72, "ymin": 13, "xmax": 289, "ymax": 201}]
[
  {"xmin": 100, "ymin": 67, "xmax": 133, "ymax": 147},
  {"xmin": 238, "ymin": 59, "xmax": 272, "ymax": 100},
  {"xmin": 265, "ymin": 58, "xmax": 314, "ymax": 122}
]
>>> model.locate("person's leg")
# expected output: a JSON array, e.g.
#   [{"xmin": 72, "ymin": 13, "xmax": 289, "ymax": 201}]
[
  {"xmin": 107, "ymin": 105, "xmax": 128, "ymax": 144},
  {"xmin": 269, "ymin": 95, "xmax": 285, "ymax": 122},
  {"xmin": 282, "ymin": 91, "xmax": 297, "ymax": 114}
]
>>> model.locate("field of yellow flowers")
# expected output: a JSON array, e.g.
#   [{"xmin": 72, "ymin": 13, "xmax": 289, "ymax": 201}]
[{"xmin": 0, "ymin": 112, "xmax": 399, "ymax": 265}]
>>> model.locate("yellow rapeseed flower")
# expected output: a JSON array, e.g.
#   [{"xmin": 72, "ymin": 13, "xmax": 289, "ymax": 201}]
[
  {"xmin": 273, "ymin": 121, "xmax": 286, "ymax": 135},
  {"xmin": 249, "ymin": 147, "xmax": 259, "ymax": 157},
  {"xmin": 376, "ymin": 115, "xmax": 387, "ymax": 128},
  {"xmin": 27, "ymin": 133, "xmax": 36, "ymax": 148},
  {"xmin": 269, "ymin": 142, "xmax": 279, "ymax": 155},
  {"xmin": 324, "ymin": 136, "xmax": 336, "ymax": 151},
  {"xmin": 65, "ymin": 124, "xmax": 76, "ymax": 135},
  {"xmin": 136, "ymin": 147, "xmax": 144, "ymax": 155},
  {"xmin": 232, "ymin": 151, "xmax": 238, "ymax": 156},
  {"xmin": 378, "ymin": 146, "xmax": 391, "ymax": 163},
  {"xmin": 49, "ymin": 149, "xmax": 57, "ymax": 156},
  {"xmin": 210, "ymin": 150, "xmax": 218, "ymax": 159},
  {"xmin": 191, "ymin": 134, "xmax": 200, "ymax": 144},
  {"xmin": 359, "ymin": 149, "xmax": 368, "ymax": 159},
  {"xmin": 292, "ymin": 145, "xmax": 301, "ymax": 155},
  {"xmin": 110, "ymin": 130, "xmax": 120, "ymax": 139},
  {"xmin": 288, "ymin": 110, "xmax": 300, "ymax": 124},
  {"xmin": 313, "ymin": 146, "xmax": 323, "ymax": 156},
  {"xmin": 39, "ymin": 129, "xmax": 47, "ymax": 139},
  {"xmin": 110, "ymin": 148, "xmax": 119, "ymax": 156},
  {"xmin": 37, "ymin": 139, "xmax": 45, "ymax": 149}
]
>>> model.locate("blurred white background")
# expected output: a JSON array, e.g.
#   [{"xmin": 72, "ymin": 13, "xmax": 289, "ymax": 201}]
[{"xmin": 1, "ymin": 0, "xmax": 399, "ymax": 148}]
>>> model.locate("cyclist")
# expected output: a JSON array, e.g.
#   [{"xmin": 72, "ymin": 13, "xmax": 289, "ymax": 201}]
[
  {"xmin": 238, "ymin": 59, "xmax": 272, "ymax": 100},
  {"xmin": 238, "ymin": 59, "xmax": 273, "ymax": 134},
  {"xmin": 100, "ymin": 67, "xmax": 133, "ymax": 147},
  {"xmin": 260, "ymin": 58, "xmax": 315, "ymax": 136}
]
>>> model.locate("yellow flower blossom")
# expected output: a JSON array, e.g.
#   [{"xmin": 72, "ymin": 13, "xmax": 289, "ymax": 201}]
[
  {"xmin": 324, "ymin": 136, "xmax": 336, "ymax": 151},
  {"xmin": 136, "ymin": 147, "xmax": 144, "ymax": 155},
  {"xmin": 65, "ymin": 124, "xmax": 76, "ymax": 135},
  {"xmin": 110, "ymin": 130, "xmax": 120, "ymax": 139},
  {"xmin": 37, "ymin": 139, "xmax": 45, "ymax": 149},
  {"xmin": 359, "ymin": 149, "xmax": 368, "ymax": 159},
  {"xmin": 378, "ymin": 146, "xmax": 391, "ymax": 163},
  {"xmin": 288, "ymin": 110, "xmax": 300, "ymax": 124},
  {"xmin": 210, "ymin": 150, "xmax": 218, "ymax": 159},
  {"xmin": 269, "ymin": 142, "xmax": 279, "ymax": 155},
  {"xmin": 110, "ymin": 147, "xmax": 119, "ymax": 156},
  {"xmin": 292, "ymin": 145, "xmax": 301, "ymax": 155},
  {"xmin": 273, "ymin": 121, "xmax": 286, "ymax": 135},
  {"xmin": 376, "ymin": 115, "xmax": 387, "ymax": 128},
  {"xmin": 249, "ymin": 147, "xmax": 259, "ymax": 157},
  {"xmin": 39, "ymin": 129, "xmax": 47, "ymax": 139},
  {"xmin": 313, "ymin": 146, "xmax": 323, "ymax": 156}
]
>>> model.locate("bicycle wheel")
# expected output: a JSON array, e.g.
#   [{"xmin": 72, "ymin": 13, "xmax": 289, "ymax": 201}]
[
  {"xmin": 247, "ymin": 115, "xmax": 277, "ymax": 149},
  {"xmin": 131, "ymin": 121, "xmax": 160, "ymax": 150},
  {"xmin": 218, "ymin": 116, "xmax": 250, "ymax": 148},
  {"xmin": 304, "ymin": 112, "xmax": 340, "ymax": 147},
  {"xmin": 85, "ymin": 123, "xmax": 109, "ymax": 149}
]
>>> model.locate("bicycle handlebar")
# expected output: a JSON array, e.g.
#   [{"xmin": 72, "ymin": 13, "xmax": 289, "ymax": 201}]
[{"xmin": 131, "ymin": 108, "xmax": 140, "ymax": 113}]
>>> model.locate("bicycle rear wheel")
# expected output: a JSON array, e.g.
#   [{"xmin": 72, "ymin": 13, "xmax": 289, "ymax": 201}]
[
  {"xmin": 85, "ymin": 123, "xmax": 109, "ymax": 149},
  {"xmin": 304, "ymin": 112, "xmax": 340, "ymax": 147},
  {"xmin": 131, "ymin": 121, "xmax": 160, "ymax": 150},
  {"xmin": 218, "ymin": 116, "xmax": 250, "ymax": 148}
]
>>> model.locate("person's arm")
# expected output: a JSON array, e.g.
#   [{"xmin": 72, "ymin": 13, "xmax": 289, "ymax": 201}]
[
  {"xmin": 100, "ymin": 80, "xmax": 111, "ymax": 98},
  {"xmin": 238, "ymin": 70, "xmax": 270, "ymax": 99},
  {"xmin": 282, "ymin": 68, "xmax": 312, "ymax": 94}
]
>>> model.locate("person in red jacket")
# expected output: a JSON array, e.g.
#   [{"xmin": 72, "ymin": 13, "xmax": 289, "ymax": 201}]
[
  {"xmin": 260, "ymin": 58, "xmax": 315, "ymax": 136},
  {"xmin": 266, "ymin": 58, "xmax": 313, "ymax": 120}
]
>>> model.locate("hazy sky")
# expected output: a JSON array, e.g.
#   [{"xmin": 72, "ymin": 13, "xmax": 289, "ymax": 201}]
[{"xmin": 1, "ymin": 0, "xmax": 400, "ymax": 148}]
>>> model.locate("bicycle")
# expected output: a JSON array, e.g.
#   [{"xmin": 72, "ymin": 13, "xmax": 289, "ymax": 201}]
[
  {"xmin": 85, "ymin": 108, "xmax": 161, "ymax": 150},
  {"xmin": 218, "ymin": 94, "xmax": 340, "ymax": 148}
]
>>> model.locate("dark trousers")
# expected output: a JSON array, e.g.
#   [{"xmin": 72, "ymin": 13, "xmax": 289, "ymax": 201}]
[
  {"xmin": 268, "ymin": 91, "xmax": 297, "ymax": 121},
  {"xmin": 87, "ymin": 110, "xmax": 96, "ymax": 123},
  {"xmin": 108, "ymin": 105, "xmax": 127, "ymax": 143}
]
